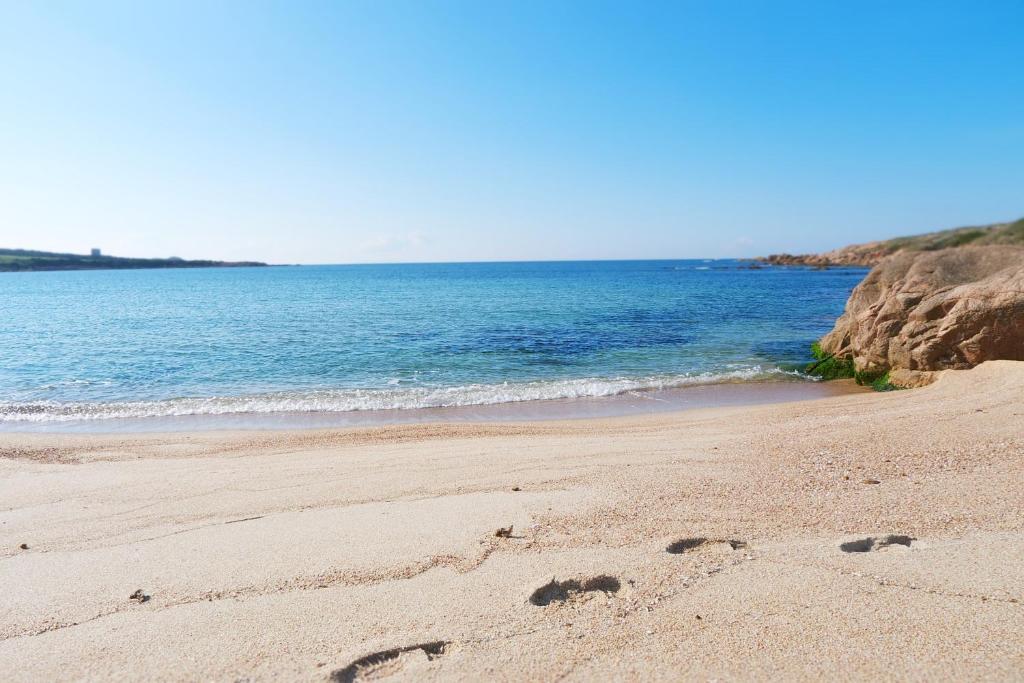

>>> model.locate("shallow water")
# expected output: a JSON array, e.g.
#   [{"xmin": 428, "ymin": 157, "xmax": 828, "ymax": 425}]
[{"xmin": 0, "ymin": 260, "xmax": 866, "ymax": 427}]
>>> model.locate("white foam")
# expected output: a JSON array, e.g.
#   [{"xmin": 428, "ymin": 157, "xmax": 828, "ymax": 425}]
[{"xmin": 0, "ymin": 367, "xmax": 807, "ymax": 422}]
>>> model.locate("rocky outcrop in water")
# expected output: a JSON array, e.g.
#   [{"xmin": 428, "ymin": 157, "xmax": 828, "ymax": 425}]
[
  {"xmin": 759, "ymin": 244, "xmax": 889, "ymax": 268},
  {"xmin": 818, "ymin": 245, "xmax": 1024, "ymax": 378}
]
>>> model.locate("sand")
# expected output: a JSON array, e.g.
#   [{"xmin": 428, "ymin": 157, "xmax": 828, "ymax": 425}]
[{"xmin": 1, "ymin": 361, "xmax": 1022, "ymax": 681}]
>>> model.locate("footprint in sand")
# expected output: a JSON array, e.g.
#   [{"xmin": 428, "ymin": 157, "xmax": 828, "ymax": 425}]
[
  {"xmin": 840, "ymin": 535, "xmax": 914, "ymax": 553},
  {"xmin": 666, "ymin": 537, "xmax": 746, "ymax": 554},
  {"xmin": 529, "ymin": 575, "xmax": 621, "ymax": 606},
  {"xmin": 330, "ymin": 641, "xmax": 449, "ymax": 682}
]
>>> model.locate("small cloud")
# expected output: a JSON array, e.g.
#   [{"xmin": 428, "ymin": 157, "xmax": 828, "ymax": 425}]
[
  {"xmin": 732, "ymin": 236, "xmax": 754, "ymax": 249},
  {"xmin": 360, "ymin": 231, "xmax": 427, "ymax": 253}
]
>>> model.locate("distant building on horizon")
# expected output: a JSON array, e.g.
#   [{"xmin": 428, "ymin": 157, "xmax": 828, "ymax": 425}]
[{"xmin": 90, "ymin": 248, "xmax": 102, "ymax": 257}]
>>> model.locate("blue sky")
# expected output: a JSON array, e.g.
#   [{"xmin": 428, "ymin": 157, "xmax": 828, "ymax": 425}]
[{"xmin": 1, "ymin": 1, "xmax": 1022, "ymax": 263}]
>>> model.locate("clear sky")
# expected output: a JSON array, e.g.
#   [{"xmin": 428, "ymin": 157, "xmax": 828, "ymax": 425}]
[{"xmin": 2, "ymin": 1, "xmax": 1022, "ymax": 264}]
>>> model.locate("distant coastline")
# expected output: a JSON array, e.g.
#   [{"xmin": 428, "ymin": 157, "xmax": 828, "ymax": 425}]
[
  {"xmin": 755, "ymin": 216, "xmax": 1024, "ymax": 267},
  {"xmin": 0, "ymin": 248, "xmax": 268, "ymax": 272}
]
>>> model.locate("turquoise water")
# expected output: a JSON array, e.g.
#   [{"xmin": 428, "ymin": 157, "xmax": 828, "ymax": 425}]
[{"xmin": 0, "ymin": 261, "xmax": 865, "ymax": 423}]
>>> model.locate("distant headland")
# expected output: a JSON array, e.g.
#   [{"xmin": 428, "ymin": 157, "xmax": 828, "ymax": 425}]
[
  {"xmin": 757, "ymin": 216, "xmax": 1024, "ymax": 268},
  {"xmin": 0, "ymin": 248, "xmax": 268, "ymax": 272}
]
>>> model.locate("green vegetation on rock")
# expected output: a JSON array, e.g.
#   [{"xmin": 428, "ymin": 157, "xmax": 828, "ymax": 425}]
[
  {"xmin": 805, "ymin": 343, "xmax": 903, "ymax": 391},
  {"xmin": 867, "ymin": 217, "xmax": 1024, "ymax": 255},
  {"xmin": 805, "ymin": 342, "xmax": 855, "ymax": 380},
  {"xmin": 853, "ymin": 368, "xmax": 888, "ymax": 388},
  {"xmin": 866, "ymin": 372, "xmax": 903, "ymax": 392}
]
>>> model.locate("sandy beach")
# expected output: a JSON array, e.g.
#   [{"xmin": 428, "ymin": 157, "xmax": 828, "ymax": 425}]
[{"xmin": 2, "ymin": 361, "xmax": 1022, "ymax": 681}]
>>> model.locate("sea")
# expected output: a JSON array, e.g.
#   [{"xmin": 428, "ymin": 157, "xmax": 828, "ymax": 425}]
[{"xmin": 0, "ymin": 260, "xmax": 867, "ymax": 431}]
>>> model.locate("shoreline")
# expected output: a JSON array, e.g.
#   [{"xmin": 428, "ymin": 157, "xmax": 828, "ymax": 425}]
[
  {"xmin": 3, "ymin": 361, "xmax": 1021, "ymax": 680},
  {"xmin": 0, "ymin": 378, "xmax": 867, "ymax": 434}
]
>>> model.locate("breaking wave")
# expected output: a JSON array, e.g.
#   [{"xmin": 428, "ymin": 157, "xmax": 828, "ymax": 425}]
[{"xmin": 0, "ymin": 366, "xmax": 807, "ymax": 423}]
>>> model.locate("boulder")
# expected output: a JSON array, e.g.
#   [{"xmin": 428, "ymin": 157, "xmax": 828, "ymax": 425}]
[
  {"xmin": 886, "ymin": 368, "xmax": 939, "ymax": 389},
  {"xmin": 819, "ymin": 246, "xmax": 1024, "ymax": 374}
]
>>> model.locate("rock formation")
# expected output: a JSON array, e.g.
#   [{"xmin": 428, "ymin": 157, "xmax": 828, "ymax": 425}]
[
  {"xmin": 759, "ymin": 217, "xmax": 1024, "ymax": 268},
  {"xmin": 818, "ymin": 245, "xmax": 1024, "ymax": 378},
  {"xmin": 759, "ymin": 242, "xmax": 890, "ymax": 268}
]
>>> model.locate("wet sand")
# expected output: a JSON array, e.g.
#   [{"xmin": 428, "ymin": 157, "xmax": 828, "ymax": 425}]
[
  {"xmin": 1, "ymin": 362, "xmax": 1022, "ymax": 681},
  {"xmin": 0, "ymin": 378, "xmax": 866, "ymax": 433}
]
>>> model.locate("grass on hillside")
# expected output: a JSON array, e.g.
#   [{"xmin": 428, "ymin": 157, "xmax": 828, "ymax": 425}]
[{"xmin": 881, "ymin": 217, "xmax": 1024, "ymax": 255}]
